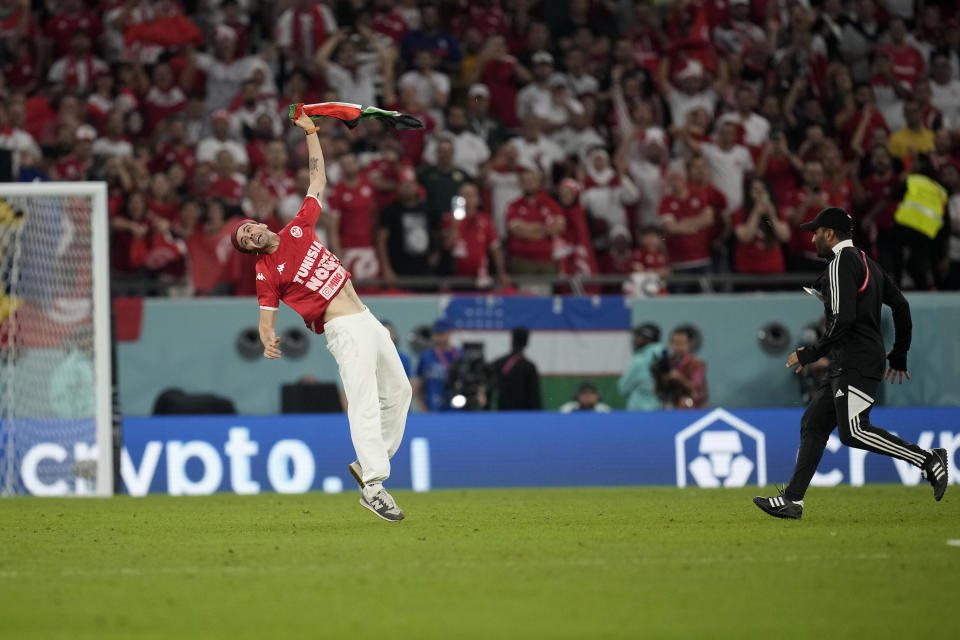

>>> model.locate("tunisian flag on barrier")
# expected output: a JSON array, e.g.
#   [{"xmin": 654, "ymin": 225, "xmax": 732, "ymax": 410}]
[{"xmin": 287, "ymin": 102, "xmax": 424, "ymax": 130}]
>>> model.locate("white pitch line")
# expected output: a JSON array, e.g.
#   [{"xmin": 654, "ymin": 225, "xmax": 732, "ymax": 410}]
[{"xmin": 947, "ymin": 539, "xmax": 960, "ymax": 547}]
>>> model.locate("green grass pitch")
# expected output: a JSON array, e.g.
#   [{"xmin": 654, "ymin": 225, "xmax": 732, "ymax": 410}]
[{"xmin": 1, "ymin": 486, "xmax": 956, "ymax": 639}]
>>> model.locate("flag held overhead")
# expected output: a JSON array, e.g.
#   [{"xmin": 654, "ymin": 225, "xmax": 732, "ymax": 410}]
[{"xmin": 287, "ymin": 102, "xmax": 425, "ymax": 130}]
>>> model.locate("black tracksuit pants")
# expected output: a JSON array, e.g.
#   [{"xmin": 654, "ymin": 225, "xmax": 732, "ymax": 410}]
[{"xmin": 784, "ymin": 369, "xmax": 929, "ymax": 501}]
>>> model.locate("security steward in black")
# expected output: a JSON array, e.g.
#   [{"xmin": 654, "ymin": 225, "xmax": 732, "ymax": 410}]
[{"xmin": 754, "ymin": 207, "xmax": 948, "ymax": 519}]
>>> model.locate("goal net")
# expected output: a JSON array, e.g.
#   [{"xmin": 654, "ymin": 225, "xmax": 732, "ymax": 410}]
[{"xmin": 0, "ymin": 182, "xmax": 113, "ymax": 496}]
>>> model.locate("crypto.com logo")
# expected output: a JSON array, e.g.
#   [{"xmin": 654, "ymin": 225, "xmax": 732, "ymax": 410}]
[{"xmin": 675, "ymin": 408, "xmax": 767, "ymax": 488}]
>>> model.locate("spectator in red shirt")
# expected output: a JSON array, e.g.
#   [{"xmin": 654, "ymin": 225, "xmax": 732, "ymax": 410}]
[
  {"xmin": 505, "ymin": 168, "xmax": 565, "ymax": 276},
  {"xmin": 441, "ymin": 181, "xmax": 508, "ymax": 287},
  {"xmin": 469, "ymin": 34, "xmax": 531, "ymax": 129},
  {"xmin": 53, "ymin": 124, "xmax": 96, "ymax": 181},
  {"xmin": 554, "ymin": 178, "xmax": 599, "ymax": 283},
  {"xmin": 756, "ymin": 128, "xmax": 802, "ymax": 205},
  {"xmin": 206, "ymin": 150, "xmax": 247, "ymax": 207},
  {"xmin": 325, "ymin": 152, "xmax": 380, "ymax": 281},
  {"xmin": 45, "ymin": 0, "xmax": 102, "ymax": 58},
  {"xmin": 5, "ymin": 38, "xmax": 39, "ymax": 94},
  {"xmin": 878, "ymin": 16, "xmax": 925, "ymax": 89},
  {"xmin": 146, "ymin": 173, "xmax": 181, "ymax": 223},
  {"xmin": 860, "ymin": 145, "xmax": 902, "ymax": 272},
  {"xmin": 110, "ymin": 191, "xmax": 151, "ymax": 274},
  {"xmin": 142, "ymin": 63, "xmax": 186, "ymax": 133},
  {"xmin": 821, "ymin": 141, "xmax": 859, "ymax": 212},
  {"xmin": 659, "ymin": 164, "xmax": 714, "ymax": 281},
  {"xmin": 732, "ymin": 177, "xmax": 791, "ymax": 277},
  {"xmin": 254, "ymin": 141, "xmax": 296, "ymax": 201},
  {"xmin": 153, "ymin": 116, "xmax": 196, "ymax": 179},
  {"xmin": 785, "ymin": 159, "xmax": 836, "ymax": 270},
  {"xmin": 844, "ymin": 83, "xmax": 888, "ymax": 158}
]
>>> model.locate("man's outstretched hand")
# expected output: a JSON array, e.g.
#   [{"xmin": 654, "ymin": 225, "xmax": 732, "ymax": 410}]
[
  {"xmin": 294, "ymin": 111, "xmax": 316, "ymax": 131},
  {"xmin": 263, "ymin": 336, "xmax": 282, "ymax": 359}
]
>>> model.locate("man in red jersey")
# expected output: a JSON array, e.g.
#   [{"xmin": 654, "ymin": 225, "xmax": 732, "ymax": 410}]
[
  {"xmin": 505, "ymin": 167, "xmax": 565, "ymax": 275},
  {"xmin": 325, "ymin": 152, "xmax": 379, "ymax": 281},
  {"xmin": 230, "ymin": 112, "xmax": 411, "ymax": 523}
]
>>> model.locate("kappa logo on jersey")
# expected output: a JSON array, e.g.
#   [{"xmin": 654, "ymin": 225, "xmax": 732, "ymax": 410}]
[
  {"xmin": 675, "ymin": 408, "xmax": 767, "ymax": 488},
  {"xmin": 256, "ymin": 273, "xmax": 265, "ymax": 281},
  {"xmin": 290, "ymin": 226, "xmax": 302, "ymax": 238},
  {"xmin": 277, "ymin": 263, "xmax": 285, "ymax": 274}
]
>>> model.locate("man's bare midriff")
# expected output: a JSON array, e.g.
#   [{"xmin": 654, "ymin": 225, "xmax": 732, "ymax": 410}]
[{"xmin": 323, "ymin": 279, "xmax": 366, "ymax": 322}]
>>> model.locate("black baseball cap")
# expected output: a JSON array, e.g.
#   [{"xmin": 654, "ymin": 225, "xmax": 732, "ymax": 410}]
[
  {"xmin": 633, "ymin": 323, "xmax": 661, "ymax": 342},
  {"xmin": 800, "ymin": 207, "xmax": 854, "ymax": 233}
]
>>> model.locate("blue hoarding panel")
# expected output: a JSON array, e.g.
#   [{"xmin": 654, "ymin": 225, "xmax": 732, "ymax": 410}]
[{"xmin": 6, "ymin": 408, "xmax": 960, "ymax": 495}]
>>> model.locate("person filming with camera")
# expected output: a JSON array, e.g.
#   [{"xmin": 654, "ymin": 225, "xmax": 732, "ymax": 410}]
[
  {"xmin": 733, "ymin": 177, "xmax": 791, "ymax": 278},
  {"xmin": 654, "ymin": 326, "xmax": 708, "ymax": 410}
]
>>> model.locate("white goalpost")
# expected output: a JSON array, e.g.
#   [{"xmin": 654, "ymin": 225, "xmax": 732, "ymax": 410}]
[{"xmin": 0, "ymin": 182, "xmax": 113, "ymax": 497}]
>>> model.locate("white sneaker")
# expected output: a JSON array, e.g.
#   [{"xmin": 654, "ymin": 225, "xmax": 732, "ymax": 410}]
[{"xmin": 359, "ymin": 487, "xmax": 404, "ymax": 522}]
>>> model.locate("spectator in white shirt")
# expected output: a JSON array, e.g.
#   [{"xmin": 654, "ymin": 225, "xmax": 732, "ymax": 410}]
[
  {"xmin": 581, "ymin": 147, "xmax": 639, "ymax": 241},
  {"xmin": 507, "ymin": 115, "xmax": 565, "ymax": 181},
  {"xmin": 555, "ymin": 109, "xmax": 604, "ymax": 163},
  {"xmin": 561, "ymin": 49, "xmax": 599, "ymax": 97},
  {"xmin": 659, "ymin": 58, "xmax": 726, "ymax": 128},
  {"xmin": 423, "ymin": 106, "xmax": 490, "ymax": 178},
  {"xmin": 930, "ymin": 51, "xmax": 960, "ymax": 129},
  {"xmin": 196, "ymin": 110, "xmax": 249, "ymax": 170},
  {"xmin": 534, "ymin": 75, "xmax": 584, "ymax": 134},
  {"xmin": 717, "ymin": 85, "xmax": 770, "ymax": 147},
  {"xmin": 230, "ymin": 78, "xmax": 281, "ymax": 140},
  {"xmin": 617, "ymin": 126, "xmax": 668, "ymax": 230},
  {"xmin": 516, "ymin": 50, "xmax": 556, "ymax": 120},
  {"xmin": 188, "ymin": 27, "xmax": 275, "ymax": 112},
  {"xmin": 682, "ymin": 120, "xmax": 754, "ymax": 216},
  {"xmin": 92, "ymin": 110, "xmax": 133, "ymax": 158},
  {"xmin": 399, "ymin": 49, "xmax": 450, "ymax": 115},
  {"xmin": 275, "ymin": 0, "xmax": 338, "ymax": 68},
  {"xmin": 47, "ymin": 32, "xmax": 108, "ymax": 94},
  {"xmin": 316, "ymin": 26, "xmax": 393, "ymax": 108}
]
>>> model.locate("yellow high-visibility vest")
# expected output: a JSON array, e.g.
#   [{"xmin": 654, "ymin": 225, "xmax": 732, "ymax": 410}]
[{"xmin": 894, "ymin": 174, "xmax": 948, "ymax": 239}]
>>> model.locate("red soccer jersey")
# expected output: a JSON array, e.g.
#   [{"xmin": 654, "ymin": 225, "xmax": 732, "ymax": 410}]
[
  {"xmin": 506, "ymin": 192, "xmax": 562, "ymax": 264},
  {"xmin": 731, "ymin": 207, "xmax": 786, "ymax": 274},
  {"xmin": 327, "ymin": 178, "xmax": 377, "ymax": 249},
  {"xmin": 762, "ymin": 155, "xmax": 799, "ymax": 205},
  {"xmin": 154, "ymin": 143, "xmax": 197, "ymax": 179},
  {"xmin": 822, "ymin": 177, "xmax": 854, "ymax": 211},
  {"xmin": 207, "ymin": 175, "xmax": 245, "ymax": 205},
  {"xmin": 786, "ymin": 188, "xmax": 842, "ymax": 257},
  {"xmin": 255, "ymin": 196, "xmax": 351, "ymax": 335},
  {"xmin": 861, "ymin": 172, "xmax": 902, "ymax": 230},
  {"xmin": 45, "ymin": 12, "xmax": 102, "ymax": 57},
  {"xmin": 878, "ymin": 44, "xmax": 925, "ymax": 88},
  {"xmin": 256, "ymin": 169, "xmax": 297, "ymax": 200},
  {"xmin": 443, "ymin": 211, "xmax": 499, "ymax": 277},
  {"xmin": 659, "ymin": 191, "xmax": 711, "ymax": 268},
  {"xmin": 482, "ymin": 57, "xmax": 520, "ymax": 129}
]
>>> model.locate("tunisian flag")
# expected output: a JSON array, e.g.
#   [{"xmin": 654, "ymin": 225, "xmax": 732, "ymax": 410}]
[{"xmin": 288, "ymin": 102, "xmax": 424, "ymax": 130}]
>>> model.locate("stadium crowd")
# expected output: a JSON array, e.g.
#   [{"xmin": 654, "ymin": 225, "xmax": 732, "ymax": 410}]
[{"xmin": 3, "ymin": 0, "xmax": 960, "ymax": 295}]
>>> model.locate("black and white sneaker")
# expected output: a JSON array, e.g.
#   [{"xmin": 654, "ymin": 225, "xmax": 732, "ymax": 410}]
[
  {"xmin": 360, "ymin": 487, "xmax": 405, "ymax": 522},
  {"xmin": 347, "ymin": 461, "xmax": 365, "ymax": 488},
  {"xmin": 753, "ymin": 494, "xmax": 803, "ymax": 519},
  {"xmin": 921, "ymin": 448, "xmax": 949, "ymax": 502}
]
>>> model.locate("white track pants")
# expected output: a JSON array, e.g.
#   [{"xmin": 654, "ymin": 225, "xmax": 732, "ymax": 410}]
[{"xmin": 324, "ymin": 308, "xmax": 411, "ymax": 486}]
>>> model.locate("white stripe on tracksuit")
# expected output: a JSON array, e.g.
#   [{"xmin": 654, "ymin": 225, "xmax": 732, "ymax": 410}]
[
  {"xmin": 829, "ymin": 255, "xmax": 839, "ymax": 316},
  {"xmin": 848, "ymin": 413, "xmax": 926, "ymax": 466},
  {"xmin": 325, "ymin": 308, "xmax": 412, "ymax": 486}
]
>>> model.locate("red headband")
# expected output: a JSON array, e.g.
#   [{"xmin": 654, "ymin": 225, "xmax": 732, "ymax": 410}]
[{"xmin": 230, "ymin": 218, "xmax": 258, "ymax": 253}]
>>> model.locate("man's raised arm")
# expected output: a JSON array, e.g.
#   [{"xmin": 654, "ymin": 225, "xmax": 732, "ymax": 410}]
[{"xmin": 294, "ymin": 111, "xmax": 328, "ymax": 201}]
